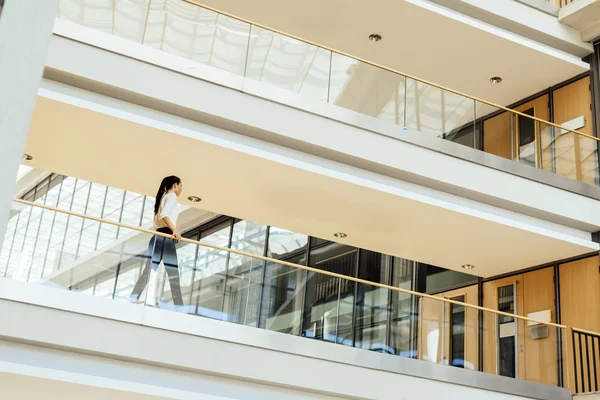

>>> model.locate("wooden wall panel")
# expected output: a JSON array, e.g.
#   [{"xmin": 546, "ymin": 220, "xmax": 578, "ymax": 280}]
[
  {"xmin": 418, "ymin": 285, "xmax": 479, "ymax": 371},
  {"xmin": 522, "ymin": 267, "xmax": 557, "ymax": 386},
  {"xmin": 483, "ymin": 112, "xmax": 511, "ymax": 159},
  {"xmin": 560, "ymin": 256, "xmax": 600, "ymax": 392},
  {"xmin": 552, "ymin": 77, "xmax": 595, "ymax": 185},
  {"xmin": 483, "ymin": 94, "xmax": 549, "ymax": 164}
]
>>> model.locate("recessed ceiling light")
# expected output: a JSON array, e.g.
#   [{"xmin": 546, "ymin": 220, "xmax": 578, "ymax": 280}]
[
  {"xmin": 462, "ymin": 264, "xmax": 475, "ymax": 270},
  {"xmin": 334, "ymin": 232, "xmax": 347, "ymax": 239},
  {"xmin": 187, "ymin": 196, "xmax": 201, "ymax": 203},
  {"xmin": 369, "ymin": 34, "xmax": 382, "ymax": 42},
  {"xmin": 22, "ymin": 154, "xmax": 33, "ymax": 161},
  {"xmin": 489, "ymin": 77, "xmax": 502, "ymax": 84}
]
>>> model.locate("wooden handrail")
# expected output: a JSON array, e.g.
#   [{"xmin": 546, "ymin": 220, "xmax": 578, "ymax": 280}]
[
  {"xmin": 13, "ymin": 198, "xmax": 567, "ymax": 329},
  {"xmin": 179, "ymin": 1, "xmax": 599, "ymax": 143},
  {"xmin": 573, "ymin": 327, "xmax": 600, "ymax": 336}
]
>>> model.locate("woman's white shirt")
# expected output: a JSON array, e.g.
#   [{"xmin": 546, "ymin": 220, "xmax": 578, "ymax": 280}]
[{"xmin": 154, "ymin": 192, "xmax": 179, "ymax": 229}]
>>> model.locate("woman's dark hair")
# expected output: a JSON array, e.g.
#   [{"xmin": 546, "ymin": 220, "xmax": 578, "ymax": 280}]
[{"xmin": 154, "ymin": 175, "xmax": 181, "ymax": 215}]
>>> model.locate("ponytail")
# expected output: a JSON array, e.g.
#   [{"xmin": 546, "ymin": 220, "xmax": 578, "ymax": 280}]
[{"xmin": 154, "ymin": 175, "xmax": 181, "ymax": 215}]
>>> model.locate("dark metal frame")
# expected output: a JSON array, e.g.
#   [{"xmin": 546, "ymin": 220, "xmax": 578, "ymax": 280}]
[
  {"xmin": 478, "ymin": 277, "xmax": 484, "ymax": 372},
  {"xmin": 554, "ymin": 263, "xmax": 564, "ymax": 387},
  {"xmin": 572, "ymin": 329, "xmax": 600, "ymax": 393}
]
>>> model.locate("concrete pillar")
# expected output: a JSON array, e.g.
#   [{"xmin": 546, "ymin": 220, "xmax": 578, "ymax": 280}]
[{"xmin": 0, "ymin": 0, "xmax": 58, "ymax": 248}]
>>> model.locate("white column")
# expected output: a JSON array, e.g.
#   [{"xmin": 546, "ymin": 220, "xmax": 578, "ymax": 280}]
[{"xmin": 0, "ymin": 0, "xmax": 58, "ymax": 248}]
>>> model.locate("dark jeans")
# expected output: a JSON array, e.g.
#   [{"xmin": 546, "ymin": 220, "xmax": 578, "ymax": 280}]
[{"xmin": 130, "ymin": 228, "xmax": 184, "ymax": 306}]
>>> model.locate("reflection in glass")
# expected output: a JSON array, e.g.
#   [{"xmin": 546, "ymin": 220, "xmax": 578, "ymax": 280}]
[
  {"xmin": 355, "ymin": 251, "xmax": 391, "ymax": 353},
  {"xmin": 517, "ymin": 108, "xmax": 536, "ymax": 168},
  {"xmin": 498, "ymin": 285, "xmax": 516, "ymax": 378},
  {"xmin": 260, "ymin": 227, "xmax": 308, "ymax": 334},
  {"xmin": 145, "ymin": 2, "xmax": 250, "ymax": 76},
  {"xmin": 260, "ymin": 258, "xmax": 307, "ymax": 335},
  {"xmin": 302, "ymin": 243, "xmax": 356, "ymax": 344},
  {"xmin": 540, "ymin": 119, "xmax": 600, "ymax": 186},
  {"xmin": 423, "ymin": 264, "xmax": 477, "ymax": 294},
  {"xmin": 246, "ymin": 25, "xmax": 330, "ymax": 101},
  {"xmin": 450, "ymin": 295, "xmax": 465, "ymax": 368},
  {"xmin": 329, "ymin": 53, "xmax": 405, "ymax": 127},
  {"xmin": 190, "ymin": 220, "xmax": 231, "ymax": 319},
  {"xmin": 580, "ymin": 135, "xmax": 599, "ymax": 186},
  {"xmin": 267, "ymin": 227, "xmax": 308, "ymax": 258},
  {"xmin": 390, "ymin": 257, "xmax": 416, "ymax": 358},
  {"xmin": 405, "ymin": 78, "xmax": 475, "ymax": 139},
  {"xmin": 222, "ymin": 220, "xmax": 267, "ymax": 326}
]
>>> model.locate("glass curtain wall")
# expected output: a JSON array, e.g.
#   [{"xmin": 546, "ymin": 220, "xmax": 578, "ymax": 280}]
[{"xmin": 0, "ymin": 173, "xmax": 165, "ymax": 287}]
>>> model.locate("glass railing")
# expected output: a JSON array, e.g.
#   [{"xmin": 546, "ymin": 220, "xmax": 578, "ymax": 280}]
[
  {"xmin": 56, "ymin": 0, "xmax": 600, "ymax": 187},
  {"xmin": 3, "ymin": 198, "xmax": 588, "ymax": 392}
]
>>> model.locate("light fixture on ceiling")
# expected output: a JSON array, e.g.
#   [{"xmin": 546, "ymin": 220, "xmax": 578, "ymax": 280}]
[
  {"xmin": 22, "ymin": 153, "xmax": 33, "ymax": 161},
  {"xmin": 334, "ymin": 232, "xmax": 347, "ymax": 239},
  {"xmin": 369, "ymin": 34, "xmax": 382, "ymax": 42},
  {"xmin": 187, "ymin": 196, "xmax": 202, "ymax": 203},
  {"xmin": 461, "ymin": 264, "xmax": 475, "ymax": 270},
  {"xmin": 489, "ymin": 76, "xmax": 502, "ymax": 84}
]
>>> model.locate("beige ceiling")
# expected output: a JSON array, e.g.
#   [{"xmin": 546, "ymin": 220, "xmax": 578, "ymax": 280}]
[
  {"xmin": 194, "ymin": 0, "xmax": 588, "ymax": 109},
  {"xmin": 23, "ymin": 95, "xmax": 597, "ymax": 278},
  {"xmin": 0, "ymin": 373, "xmax": 167, "ymax": 400}
]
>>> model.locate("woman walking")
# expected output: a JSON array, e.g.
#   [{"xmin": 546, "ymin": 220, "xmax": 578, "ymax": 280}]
[{"xmin": 130, "ymin": 175, "xmax": 184, "ymax": 307}]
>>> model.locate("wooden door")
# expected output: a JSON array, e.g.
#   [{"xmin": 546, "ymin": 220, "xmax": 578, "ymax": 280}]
[
  {"xmin": 441, "ymin": 285, "xmax": 479, "ymax": 371},
  {"xmin": 484, "ymin": 269, "xmax": 557, "ymax": 385},
  {"xmin": 483, "ymin": 275, "xmax": 525, "ymax": 379}
]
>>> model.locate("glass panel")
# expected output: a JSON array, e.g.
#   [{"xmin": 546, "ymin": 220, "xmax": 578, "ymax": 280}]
[
  {"xmin": 266, "ymin": 227, "xmax": 307, "ymax": 258},
  {"xmin": 450, "ymin": 295, "xmax": 466, "ymax": 368},
  {"xmin": 260, "ymin": 258, "xmax": 307, "ymax": 335},
  {"xmin": 478, "ymin": 102, "xmax": 514, "ymax": 160},
  {"xmin": 59, "ymin": 0, "xmax": 113, "ymax": 35},
  {"xmin": 246, "ymin": 25, "xmax": 330, "ymax": 101},
  {"xmin": 579, "ymin": 135, "xmax": 599, "ymax": 186},
  {"xmin": 113, "ymin": 0, "xmax": 148, "ymax": 42},
  {"xmin": 355, "ymin": 251, "xmax": 391, "ymax": 352},
  {"xmin": 419, "ymin": 296, "xmax": 444, "ymax": 364},
  {"xmin": 189, "ymin": 220, "xmax": 232, "ymax": 319},
  {"xmin": 517, "ymin": 109, "xmax": 536, "ymax": 168},
  {"xmin": 418, "ymin": 294, "xmax": 482, "ymax": 372},
  {"xmin": 544, "ymin": 119, "xmax": 600, "ymax": 186},
  {"xmin": 222, "ymin": 220, "xmax": 267, "ymax": 326},
  {"xmin": 390, "ymin": 257, "xmax": 416, "ymax": 358},
  {"xmin": 0, "ymin": 201, "xmax": 157, "ymax": 301},
  {"xmin": 329, "ymin": 53, "xmax": 405, "ymax": 126},
  {"xmin": 406, "ymin": 78, "xmax": 475, "ymax": 139},
  {"xmin": 120, "ymin": 192, "xmax": 145, "ymax": 232},
  {"xmin": 144, "ymin": 2, "xmax": 250, "ymax": 76},
  {"xmin": 261, "ymin": 227, "xmax": 308, "ymax": 334},
  {"xmin": 423, "ymin": 264, "xmax": 477, "ymax": 294},
  {"xmin": 302, "ymin": 243, "xmax": 357, "ymax": 343},
  {"xmin": 497, "ymin": 285, "xmax": 516, "ymax": 377}
]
